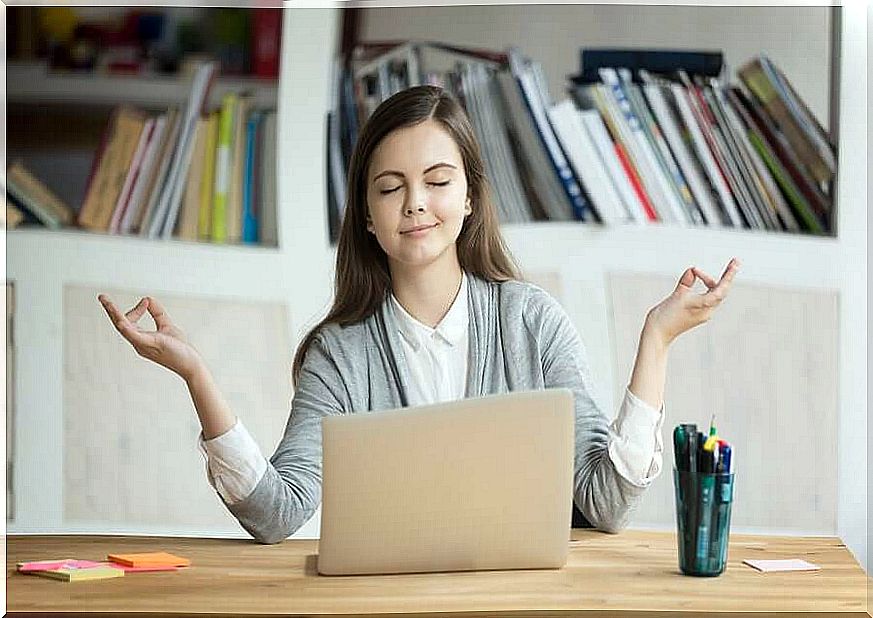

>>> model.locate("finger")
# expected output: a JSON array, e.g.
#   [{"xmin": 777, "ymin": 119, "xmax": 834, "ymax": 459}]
[
  {"xmin": 145, "ymin": 296, "xmax": 173, "ymax": 330},
  {"xmin": 711, "ymin": 258, "xmax": 740, "ymax": 296},
  {"xmin": 125, "ymin": 298, "xmax": 149, "ymax": 323},
  {"xmin": 675, "ymin": 267, "xmax": 696, "ymax": 292},
  {"xmin": 98, "ymin": 295, "xmax": 150, "ymax": 346},
  {"xmin": 691, "ymin": 267, "xmax": 718, "ymax": 291}
]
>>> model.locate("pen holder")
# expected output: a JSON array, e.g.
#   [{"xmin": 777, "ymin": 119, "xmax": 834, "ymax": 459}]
[{"xmin": 673, "ymin": 468, "xmax": 735, "ymax": 576}]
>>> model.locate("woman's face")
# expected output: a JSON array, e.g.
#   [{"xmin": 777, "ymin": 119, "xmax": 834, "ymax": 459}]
[{"xmin": 365, "ymin": 119, "xmax": 472, "ymax": 274}]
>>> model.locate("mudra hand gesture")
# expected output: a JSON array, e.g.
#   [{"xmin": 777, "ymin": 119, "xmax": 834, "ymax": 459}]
[
  {"xmin": 97, "ymin": 294, "xmax": 203, "ymax": 381},
  {"xmin": 645, "ymin": 258, "xmax": 740, "ymax": 348}
]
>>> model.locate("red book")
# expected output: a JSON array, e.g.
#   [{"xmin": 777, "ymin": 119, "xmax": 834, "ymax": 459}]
[
  {"xmin": 614, "ymin": 142, "xmax": 658, "ymax": 221},
  {"xmin": 251, "ymin": 9, "xmax": 282, "ymax": 80}
]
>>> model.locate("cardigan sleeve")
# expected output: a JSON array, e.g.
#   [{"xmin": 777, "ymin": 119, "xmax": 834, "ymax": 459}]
[
  {"xmin": 525, "ymin": 288, "xmax": 651, "ymax": 533},
  {"xmin": 221, "ymin": 334, "xmax": 349, "ymax": 544}
]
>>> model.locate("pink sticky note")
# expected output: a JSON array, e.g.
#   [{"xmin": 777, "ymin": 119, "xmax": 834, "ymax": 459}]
[
  {"xmin": 18, "ymin": 559, "xmax": 103, "ymax": 572},
  {"xmin": 743, "ymin": 559, "xmax": 821, "ymax": 572}
]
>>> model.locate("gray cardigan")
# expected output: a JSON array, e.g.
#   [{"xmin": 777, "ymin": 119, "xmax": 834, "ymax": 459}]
[{"xmin": 226, "ymin": 274, "xmax": 648, "ymax": 543}]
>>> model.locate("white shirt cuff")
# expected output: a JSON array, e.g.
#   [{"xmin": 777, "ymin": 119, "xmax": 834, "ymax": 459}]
[
  {"xmin": 196, "ymin": 417, "xmax": 268, "ymax": 505},
  {"xmin": 607, "ymin": 386, "xmax": 665, "ymax": 488}
]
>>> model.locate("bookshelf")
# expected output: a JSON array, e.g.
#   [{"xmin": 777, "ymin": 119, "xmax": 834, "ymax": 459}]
[
  {"xmin": 6, "ymin": 60, "xmax": 279, "ymax": 109},
  {"xmin": 5, "ymin": 5, "xmax": 868, "ymax": 574}
]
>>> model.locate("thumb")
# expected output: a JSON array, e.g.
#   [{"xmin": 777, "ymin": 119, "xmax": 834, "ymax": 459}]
[{"xmin": 676, "ymin": 267, "xmax": 695, "ymax": 291}]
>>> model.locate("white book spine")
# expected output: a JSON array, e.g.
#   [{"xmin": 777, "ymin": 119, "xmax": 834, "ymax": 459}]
[
  {"xmin": 108, "ymin": 117, "xmax": 155, "ymax": 234},
  {"xmin": 599, "ymin": 68, "xmax": 687, "ymax": 226},
  {"xmin": 579, "ymin": 110, "xmax": 645, "ymax": 223},
  {"xmin": 548, "ymin": 100, "xmax": 626, "ymax": 224},
  {"xmin": 120, "ymin": 115, "xmax": 167, "ymax": 234}
]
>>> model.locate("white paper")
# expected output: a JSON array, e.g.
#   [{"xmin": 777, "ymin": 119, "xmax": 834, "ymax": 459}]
[{"xmin": 742, "ymin": 558, "xmax": 821, "ymax": 572}]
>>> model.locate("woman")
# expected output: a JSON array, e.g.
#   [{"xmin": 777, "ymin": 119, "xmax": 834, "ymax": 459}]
[{"xmin": 99, "ymin": 85, "xmax": 739, "ymax": 544}]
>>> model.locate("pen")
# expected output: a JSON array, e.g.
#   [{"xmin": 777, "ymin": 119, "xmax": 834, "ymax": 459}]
[
  {"xmin": 717, "ymin": 440, "xmax": 732, "ymax": 474},
  {"xmin": 703, "ymin": 413, "xmax": 719, "ymax": 451},
  {"xmin": 695, "ymin": 440, "xmax": 719, "ymax": 570}
]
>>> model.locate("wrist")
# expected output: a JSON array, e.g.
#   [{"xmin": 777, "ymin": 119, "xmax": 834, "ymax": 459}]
[{"xmin": 642, "ymin": 314, "xmax": 671, "ymax": 354}]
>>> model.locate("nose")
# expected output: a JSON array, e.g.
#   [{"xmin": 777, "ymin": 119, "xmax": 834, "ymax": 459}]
[{"xmin": 404, "ymin": 189, "xmax": 427, "ymax": 216}]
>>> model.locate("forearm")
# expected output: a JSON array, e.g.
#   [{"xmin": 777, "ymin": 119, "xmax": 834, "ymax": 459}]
[
  {"xmin": 185, "ymin": 364, "xmax": 237, "ymax": 440},
  {"xmin": 627, "ymin": 316, "xmax": 669, "ymax": 411}
]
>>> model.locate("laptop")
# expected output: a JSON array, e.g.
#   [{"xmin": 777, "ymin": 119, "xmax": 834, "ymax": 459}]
[{"xmin": 317, "ymin": 388, "xmax": 575, "ymax": 575}]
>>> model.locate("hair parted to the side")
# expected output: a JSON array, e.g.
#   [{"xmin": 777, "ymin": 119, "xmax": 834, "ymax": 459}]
[{"xmin": 292, "ymin": 85, "xmax": 521, "ymax": 386}]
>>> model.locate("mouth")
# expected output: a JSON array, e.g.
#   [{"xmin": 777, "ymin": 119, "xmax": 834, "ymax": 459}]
[{"xmin": 400, "ymin": 223, "xmax": 438, "ymax": 235}]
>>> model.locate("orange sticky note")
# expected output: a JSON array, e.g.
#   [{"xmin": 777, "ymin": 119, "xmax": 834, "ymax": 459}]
[{"xmin": 107, "ymin": 552, "xmax": 191, "ymax": 568}]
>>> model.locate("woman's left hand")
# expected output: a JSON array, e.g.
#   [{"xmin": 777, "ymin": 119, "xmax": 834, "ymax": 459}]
[{"xmin": 645, "ymin": 258, "xmax": 740, "ymax": 349}]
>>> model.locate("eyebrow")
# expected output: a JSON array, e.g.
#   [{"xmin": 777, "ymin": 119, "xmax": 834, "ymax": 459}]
[{"xmin": 372, "ymin": 162, "xmax": 457, "ymax": 182}]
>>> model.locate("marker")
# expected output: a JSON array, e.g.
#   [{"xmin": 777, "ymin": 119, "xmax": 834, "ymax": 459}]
[
  {"xmin": 703, "ymin": 413, "xmax": 719, "ymax": 451},
  {"xmin": 695, "ymin": 440, "xmax": 719, "ymax": 570},
  {"xmin": 716, "ymin": 440, "xmax": 732, "ymax": 474}
]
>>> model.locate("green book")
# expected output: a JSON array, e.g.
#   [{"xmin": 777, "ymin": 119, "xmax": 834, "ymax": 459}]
[
  {"xmin": 211, "ymin": 92, "xmax": 238, "ymax": 243},
  {"xmin": 747, "ymin": 130, "xmax": 823, "ymax": 234}
]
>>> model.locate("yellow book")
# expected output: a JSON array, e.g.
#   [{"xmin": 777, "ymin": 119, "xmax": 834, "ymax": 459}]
[
  {"xmin": 198, "ymin": 111, "xmax": 219, "ymax": 241},
  {"xmin": 211, "ymin": 92, "xmax": 238, "ymax": 243}
]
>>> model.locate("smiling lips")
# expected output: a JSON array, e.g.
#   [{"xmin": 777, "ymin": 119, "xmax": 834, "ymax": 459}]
[{"xmin": 400, "ymin": 223, "xmax": 438, "ymax": 235}]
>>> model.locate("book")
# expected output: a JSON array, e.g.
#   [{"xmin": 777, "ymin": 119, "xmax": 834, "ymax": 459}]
[
  {"xmin": 109, "ymin": 116, "xmax": 157, "ymax": 234},
  {"xmin": 242, "ymin": 109, "xmax": 263, "ymax": 244},
  {"xmin": 548, "ymin": 100, "xmax": 626, "ymax": 224},
  {"xmin": 198, "ymin": 111, "xmax": 220, "ymax": 241},
  {"xmin": 136, "ymin": 108, "xmax": 181, "ymax": 235},
  {"xmin": 258, "ymin": 110, "xmax": 279, "ymax": 246},
  {"xmin": 156, "ymin": 61, "xmax": 219, "ymax": 239},
  {"xmin": 668, "ymin": 81, "xmax": 742, "ymax": 227},
  {"xmin": 78, "ymin": 106, "xmax": 148, "ymax": 232},
  {"xmin": 574, "ymin": 48, "xmax": 724, "ymax": 84},
  {"xmin": 617, "ymin": 68, "xmax": 700, "ymax": 225},
  {"xmin": 638, "ymin": 72, "xmax": 723, "ymax": 227},
  {"xmin": 226, "ymin": 93, "xmax": 255, "ymax": 243},
  {"xmin": 251, "ymin": 8, "xmax": 282, "ymax": 80},
  {"xmin": 176, "ymin": 117, "xmax": 210, "ymax": 241},
  {"xmin": 738, "ymin": 56, "xmax": 833, "ymax": 187},
  {"xmin": 6, "ymin": 160, "xmax": 75, "ymax": 228},
  {"xmin": 211, "ymin": 92, "xmax": 238, "ymax": 243},
  {"xmin": 579, "ymin": 109, "xmax": 645, "ymax": 223},
  {"xmin": 120, "ymin": 113, "xmax": 169, "ymax": 234}
]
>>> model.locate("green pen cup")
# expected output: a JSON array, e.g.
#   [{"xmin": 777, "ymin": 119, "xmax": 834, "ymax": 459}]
[{"xmin": 673, "ymin": 468, "xmax": 735, "ymax": 576}]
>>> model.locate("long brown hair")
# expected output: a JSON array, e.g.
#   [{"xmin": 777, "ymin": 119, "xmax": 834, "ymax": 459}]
[{"xmin": 292, "ymin": 85, "xmax": 520, "ymax": 386}]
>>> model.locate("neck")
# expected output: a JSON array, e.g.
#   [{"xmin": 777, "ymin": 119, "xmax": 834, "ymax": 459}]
[{"xmin": 390, "ymin": 256, "xmax": 464, "ymax": 328}]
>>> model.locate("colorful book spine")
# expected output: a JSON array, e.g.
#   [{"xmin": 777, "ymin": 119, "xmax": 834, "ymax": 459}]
[
  {"xmin": 211, "ymin": 93, "xmax": 238, "ymax": 243},
  {"xmin": 242, "ymin": 110, "xmax": 263, "ymax": 244}
]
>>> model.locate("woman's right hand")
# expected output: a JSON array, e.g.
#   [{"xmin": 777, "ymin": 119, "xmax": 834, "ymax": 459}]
[{"xmin": 98, "ymin": 294, "xmax": 204, "ymax": 382}]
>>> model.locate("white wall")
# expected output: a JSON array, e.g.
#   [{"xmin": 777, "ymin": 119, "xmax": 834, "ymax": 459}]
[{"xmin": 359, "ymin": 4, "xmax": 833, "ymax": 130}]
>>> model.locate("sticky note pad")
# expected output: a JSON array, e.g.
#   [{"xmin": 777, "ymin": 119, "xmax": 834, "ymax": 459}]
[
  {"xmin": 107, "ymin": 552, "xmax": 191, "ymax": 567},
  {"xmin": 30, "ymin": 564, "xmax": 124, "ymax": 582},
  {"xmin": 109, "ymin": 562, "xmax": 179, "ymax": 573},
  {"xmin": 743, "ymin": 558, "xmax": 821, "ymax": 572}
]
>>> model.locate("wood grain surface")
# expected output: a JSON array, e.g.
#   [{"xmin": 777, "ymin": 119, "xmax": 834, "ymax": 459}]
[{"xmin": 6, "ymin": 529, "xmax": 869, "ymax": 616}]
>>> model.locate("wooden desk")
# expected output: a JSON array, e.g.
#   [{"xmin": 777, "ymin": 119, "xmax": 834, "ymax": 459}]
[{"xmin": 6, "ymin": 530, "xmax": 869, "ymax": 617}]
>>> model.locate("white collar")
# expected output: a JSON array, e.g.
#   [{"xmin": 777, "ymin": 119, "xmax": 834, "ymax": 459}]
[{"xmin": 391, "ymin": 271, "xmax": 468, "ymax": 351}]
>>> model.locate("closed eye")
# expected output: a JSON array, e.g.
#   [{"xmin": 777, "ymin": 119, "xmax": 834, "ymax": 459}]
[
  {"xmin": 379, "ymin": 186, "xmax": 401, "ymax": 195},
  {"xmin": 429, "ymin": 180, "xmax": 450, "ymax": 187}
]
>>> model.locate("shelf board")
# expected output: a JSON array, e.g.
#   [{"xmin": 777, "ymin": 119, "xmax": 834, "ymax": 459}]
[{"xmin": 6, "ymin": 61, "xmax": 279, "ymax": 109}]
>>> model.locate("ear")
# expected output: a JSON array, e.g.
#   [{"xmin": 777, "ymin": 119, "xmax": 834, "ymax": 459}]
[
  {"xmin": 464, "ymin": 196, "xmax": 472, "ymax": 216},
  {"xmin": 366, "ymin": 215, "xmax": 375, "ymax": 234}
]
